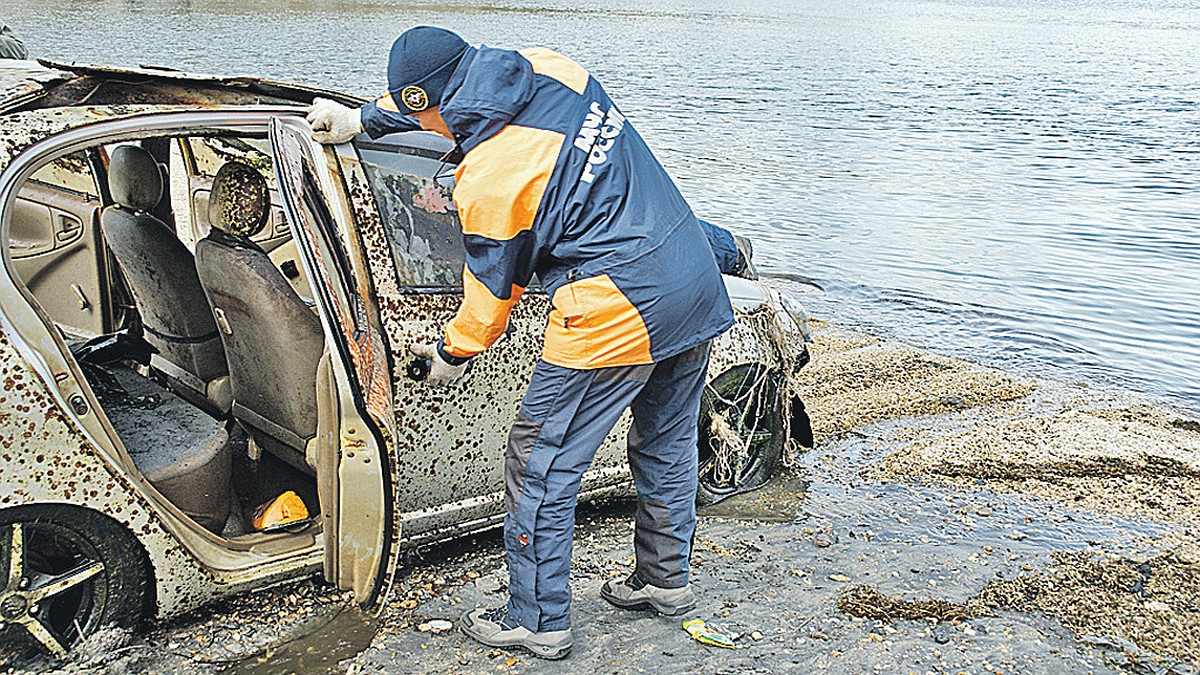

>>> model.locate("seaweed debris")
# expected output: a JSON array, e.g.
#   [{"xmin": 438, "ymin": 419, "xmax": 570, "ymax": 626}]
[
  {"xmin": 976, "ymin": 551, "xmax": 1200, "ymax": 668},
  {"xmin": 838, "ymin": 551, "xmax": 1200, "ymax": 668},
  {"xmin": 837, "ymin": 585, "xmax": 979, "ymax": 622}
]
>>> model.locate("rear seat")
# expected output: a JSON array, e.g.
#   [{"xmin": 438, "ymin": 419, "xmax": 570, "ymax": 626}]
[{"xmin": 105, "ymin": 366, "xmax": 231, "ymax": 534}]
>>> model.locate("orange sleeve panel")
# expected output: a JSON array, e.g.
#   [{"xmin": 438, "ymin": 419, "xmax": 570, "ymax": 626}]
[
  {"xmin": 443, "ymin": 124, "xmax": 564, "ymax": 358},
  {"xmin": 453, "ymin": 125, "xmax": 564, "ymax": 241},
  {"xmin": 375, "ymin": 93, "xmax": 400, "ymax": 112},
  {"xmin": 443, "ymin": 265, "xmax": 526, "ymax": 358},
  {"xmin": 542, "ymin": 274, "xmax": 653, "ymax": 369},
  {"xmin": 519, "ymin": 48, "xmax": 590, "ymax": 95}
]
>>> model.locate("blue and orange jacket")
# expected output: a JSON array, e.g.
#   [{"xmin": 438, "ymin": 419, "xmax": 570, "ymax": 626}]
[{"xmin": 362, "ymin": 46, "xmax": 734, "ymax": 369}]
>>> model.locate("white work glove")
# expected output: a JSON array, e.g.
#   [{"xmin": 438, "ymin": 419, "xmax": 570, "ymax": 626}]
[
  {"xmin": 306, "ymin": 97, "xmax": 363, "ymax": 145},
  {"xmin": 409, "ymin": 342, "xmax": 471, "ymax": 387}
]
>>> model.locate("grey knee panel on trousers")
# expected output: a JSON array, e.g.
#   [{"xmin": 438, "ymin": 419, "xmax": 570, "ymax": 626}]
[
  {"xmin": 628, "ymin": 343, "xmax": 710, "ymax": 588},
  {"xmin": 502, "ymin": 343, "xmax": 711, "ymax": 633}
]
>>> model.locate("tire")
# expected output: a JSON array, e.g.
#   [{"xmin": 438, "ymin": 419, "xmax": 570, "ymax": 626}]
[
  {"xmin": 0, "ymin": 505, "xmax": 150, "ymax": 656},
  {"xmin": 696, "ymin": 365, "xmax": 785, "ymax": 506}
]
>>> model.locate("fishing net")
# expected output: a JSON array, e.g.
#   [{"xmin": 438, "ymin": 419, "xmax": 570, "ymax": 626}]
[{"xmin": 705, "ymin": 301, "xmax": 811, "ymax": 485}]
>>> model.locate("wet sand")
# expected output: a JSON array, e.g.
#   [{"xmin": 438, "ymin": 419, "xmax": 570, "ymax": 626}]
[
  {"xmin": 6, "ymin": 316, "xmax": 1198, "ymax": 674},
  {"xmin": 800, "ymin": 317, "xmax": 1200, "ymax": 671}
]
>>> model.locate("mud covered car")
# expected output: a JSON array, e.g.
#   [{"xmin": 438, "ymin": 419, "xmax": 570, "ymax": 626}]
[{"xmin": 0, "ymin": 59, "xmax": 812, "ymax": 654}]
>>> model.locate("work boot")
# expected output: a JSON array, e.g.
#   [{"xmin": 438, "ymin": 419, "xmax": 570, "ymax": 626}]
[
  {"xmin": 600, "ymin": 572, "xmax": 697, "ymax": 615},
  {"xmin": 731, "ymin": 234, "xmax": 759, "ymax": 280},
  {"xmin": 460, "ymin": 606, "xmax": 573, "ymax": 660}
]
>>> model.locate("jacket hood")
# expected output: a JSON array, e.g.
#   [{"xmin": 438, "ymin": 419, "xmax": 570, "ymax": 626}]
[{"xmin": 440, "ymin": 46, "xmax": 536, "ymax": 154}]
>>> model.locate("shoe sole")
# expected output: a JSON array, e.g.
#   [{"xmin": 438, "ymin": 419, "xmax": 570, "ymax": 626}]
[
  {"xmin": 599, "ymin": 586, "xmax": 696, "ymax": 616},
  {"xmin": 460, "ymin": 624, "xmax": 572, "ymax": 661}
]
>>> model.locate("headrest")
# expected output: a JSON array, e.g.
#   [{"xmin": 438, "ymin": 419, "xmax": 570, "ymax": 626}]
[
  {"xmin": 208, "ymin": 162, "xmax": 269, "ymax": 238},
  {"xmin": 108, "ymin": 145, "xmax": 163, "ymax": 211}
]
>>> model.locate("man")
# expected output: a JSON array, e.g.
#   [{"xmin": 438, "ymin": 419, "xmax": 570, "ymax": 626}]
[
  {"xmin": 0, "ymin": 22, "xmax": 29, "ymax": 60},
  {"xmin": 308, "ymin": 26, "xmax": 736, "ymax": 660}
]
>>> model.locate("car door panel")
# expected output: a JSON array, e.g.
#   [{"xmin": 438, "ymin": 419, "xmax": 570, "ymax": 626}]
[
  {"xmin": 11, "ymin": 180, "xmax": 107, "ymax": 337},
  {"xmin": 380, "ymin": 291, "xmax": 633, "ymax": 537},
  {"xmin": 269, "ymin": 117, "xmax": 397, "ymax": 610}
]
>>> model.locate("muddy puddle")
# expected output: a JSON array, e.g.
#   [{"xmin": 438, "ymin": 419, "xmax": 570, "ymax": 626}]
[
  {"xmin": 231, "ymin": 607, "xmax": 379, "ymax": 675},
  {"xmin": 696, "ymin": 475, "xmax": 810, "ymax": 522}
]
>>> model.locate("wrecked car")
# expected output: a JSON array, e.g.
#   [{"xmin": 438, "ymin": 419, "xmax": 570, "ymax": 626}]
[{"xmin": 0, "ymin": 58, "xmax": 812, "ymax": 655}]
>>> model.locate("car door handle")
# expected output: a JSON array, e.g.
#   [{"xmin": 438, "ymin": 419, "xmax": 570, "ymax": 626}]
[
  {"xmin": 406, "ymin": 357, "xmax": 474, "ymax": 382},
  {"xmin": 406, "ymin": 357, "xmax": 432, "ymax": 381},
  {"xmin": 55, "ymin": 214, "xmax": 82, "ymax": 242}
]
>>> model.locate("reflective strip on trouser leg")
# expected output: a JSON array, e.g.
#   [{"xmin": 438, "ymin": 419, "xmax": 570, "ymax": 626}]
[
  {"xmin": 626, "ymin": 341, "xmax": 711, "ymax": 589},
  {"xmin": 504, "ymin": 359, "xmax": 652, "ymax": 632}
]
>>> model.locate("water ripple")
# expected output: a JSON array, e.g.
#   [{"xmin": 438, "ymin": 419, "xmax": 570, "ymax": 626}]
[{"xmin": 5, "ymin": 0, "xmax": 1198, "ymax": 408}]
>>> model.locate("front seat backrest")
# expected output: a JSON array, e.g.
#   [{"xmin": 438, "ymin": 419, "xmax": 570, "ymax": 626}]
[
  {"xmin": 100, "ymin": 145, "xmax": 230, "ymax": 413},
  {"xmin": 194, "ymin": 161, "xmax": 324, "ymax": 468}
]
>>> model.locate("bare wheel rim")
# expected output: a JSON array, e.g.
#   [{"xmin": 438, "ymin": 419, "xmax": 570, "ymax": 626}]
[{"xmin": 0, "ymin": 521, "xmax": 107, "ymax": 655}]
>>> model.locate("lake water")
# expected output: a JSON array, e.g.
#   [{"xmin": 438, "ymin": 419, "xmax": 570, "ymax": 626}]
[{"xmin": 6, "ymin": 0, "xmax": 1199, "ymax": 410}]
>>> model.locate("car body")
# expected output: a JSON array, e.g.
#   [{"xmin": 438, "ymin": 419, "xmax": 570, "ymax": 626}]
[{"xmin": 0, "ymin": 58, "xmax": 811, "ymax": 655}]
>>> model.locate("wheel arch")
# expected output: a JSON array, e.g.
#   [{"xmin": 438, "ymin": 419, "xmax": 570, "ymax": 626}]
[{"xmin": 0, "ymin": 501, "xmax": 158, "ymax": 626}]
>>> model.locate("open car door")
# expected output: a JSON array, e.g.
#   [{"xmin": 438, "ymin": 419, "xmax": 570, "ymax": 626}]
[{"xmin": 268, "ymin": 116, "xmax": 399, "ymax": 610}]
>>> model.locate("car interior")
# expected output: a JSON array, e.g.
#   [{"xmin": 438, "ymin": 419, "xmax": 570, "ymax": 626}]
[{"xmin": 8, "ymin": 133, "xmax": 325, "ymax": 540}]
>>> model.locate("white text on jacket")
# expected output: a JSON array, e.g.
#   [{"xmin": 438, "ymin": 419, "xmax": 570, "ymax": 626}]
[{"xmin": 574, "ymin": 101, "xmax": 626, "ymax": 183}]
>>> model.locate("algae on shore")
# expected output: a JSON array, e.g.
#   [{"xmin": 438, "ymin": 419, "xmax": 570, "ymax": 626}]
[
  {"xmin": 793, "ymin": 322, "xmax": 1036, "ymax": 442},
  {"xmin": 976, "ymin": 551, "xmax": 1200, "ymax": 669},
  {"xmin": 838, "ymin": 551, "xmax": 1200, "ymax": 668},
  {"xmin": 796, "ymin": 318, "xmax": 1200, "ymax": 669}
]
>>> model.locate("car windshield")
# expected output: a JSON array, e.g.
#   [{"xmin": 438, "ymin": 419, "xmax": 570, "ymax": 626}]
[{"xmin": 354, "ymin": 133, "xmax": 464, "ymax": 291}]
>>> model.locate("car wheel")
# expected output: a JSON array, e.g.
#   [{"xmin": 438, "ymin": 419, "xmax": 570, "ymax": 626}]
[
  {"xmin": 0, "ymin": 505, "xmax": 149, "ymax": 656},
  {"xmin": 696, "ymin": 365, "xmax": 785, "ymax": 506}
]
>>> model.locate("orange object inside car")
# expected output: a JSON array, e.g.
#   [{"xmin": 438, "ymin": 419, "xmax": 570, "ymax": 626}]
[{"xmin": 251, "ymin": 490, "xmax": 309, "ymax": 531}]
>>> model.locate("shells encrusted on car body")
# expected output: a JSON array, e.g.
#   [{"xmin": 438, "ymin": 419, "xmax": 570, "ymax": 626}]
[{"xmin": 0, "ymin": 59, "xmax": 812, "ymax": 654}]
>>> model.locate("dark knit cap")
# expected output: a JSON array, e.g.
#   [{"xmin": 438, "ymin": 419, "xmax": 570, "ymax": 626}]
[{"xmin": 386, "ymin": 26, "xmax": 470, "ymax": 114}]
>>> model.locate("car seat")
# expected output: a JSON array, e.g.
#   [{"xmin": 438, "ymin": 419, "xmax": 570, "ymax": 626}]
[
  {"xmin": 194, "ymin": 161, "xmax": 324, "ymax": 472},
  {"xmin": 100, "ymin": 145, "xmax": 231, "ymax": 414}
]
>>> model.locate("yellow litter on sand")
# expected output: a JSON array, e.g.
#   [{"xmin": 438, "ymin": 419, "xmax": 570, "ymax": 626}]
[
  {"xmin": 252, "ymin": 490, "xmax": 309, "ymax": 531},
  {"xmin": 682, "ymin": 619, "xmax": 736, "ymax": 649}
]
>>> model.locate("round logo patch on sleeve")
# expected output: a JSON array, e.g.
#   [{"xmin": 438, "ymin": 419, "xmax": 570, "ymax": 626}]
[{"xmin": 401, "ymin": 85, "xmax": 429, "ymax": 112}]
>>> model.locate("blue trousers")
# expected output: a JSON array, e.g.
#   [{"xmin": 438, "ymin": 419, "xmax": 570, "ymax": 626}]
[{"xmin": 503, "ymin": 342, "xmax": 711, "ymax": 632}]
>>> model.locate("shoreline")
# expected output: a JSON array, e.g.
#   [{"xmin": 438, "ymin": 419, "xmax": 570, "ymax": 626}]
[
  {"xmin": 795, "ymin": 316, "xmax": 1200, "ymax": 670},
  {"xmin": 6, "ymin": 316, "xmax": 1198, "ymax": 674}
]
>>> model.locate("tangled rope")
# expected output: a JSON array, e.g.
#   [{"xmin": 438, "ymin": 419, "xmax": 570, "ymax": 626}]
[
  {"xmin": 704, "ymin": 300, "xmax": 810, "ymax": 480},
  {"xmin": 708, "ymin": 410, "xmax": 747, "ymax": 486}
]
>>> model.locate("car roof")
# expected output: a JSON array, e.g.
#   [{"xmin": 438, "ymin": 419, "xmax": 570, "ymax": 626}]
[
  {"xmin": 0, "ymin": 59, "xmax": 366, "ymax": 173},
  {"xmin": 0, "ymin": 60, "xmax": 74, "ymax": 114},
  {"xmin": 2, "ymin": 59, "xmax": 364, "ymax": 116}
]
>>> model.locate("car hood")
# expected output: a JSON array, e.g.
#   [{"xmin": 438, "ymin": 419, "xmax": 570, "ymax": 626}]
[{"xmin": 723, "ymin": 275, "xmax": 811, "ymax": 343}]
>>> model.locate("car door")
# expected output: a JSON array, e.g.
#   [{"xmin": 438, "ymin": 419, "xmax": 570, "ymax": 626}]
[
  {"xmin": 338, "ymin": 131, "xmax": 632, "ymax": 540},
  {"xmin": 9, "ymin": 152, "xmax": 113, "ymax": 338},
  {"xmin": 268, "ymin": 117, "xmax": 399, "ymax": 609}
]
